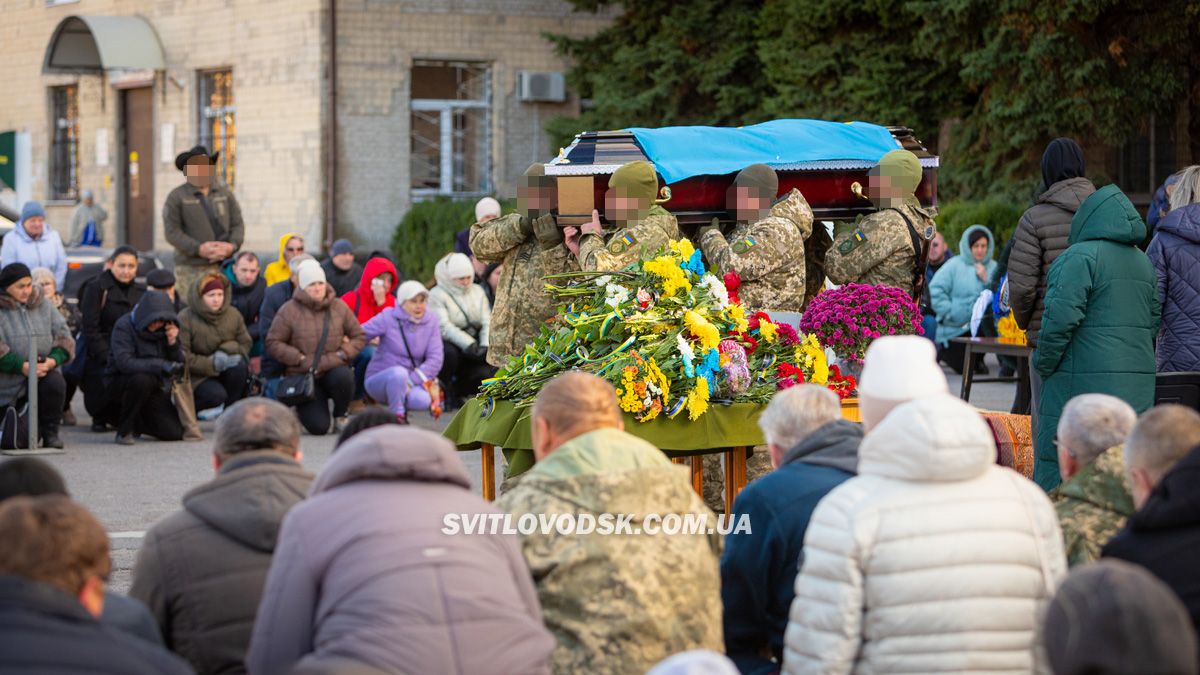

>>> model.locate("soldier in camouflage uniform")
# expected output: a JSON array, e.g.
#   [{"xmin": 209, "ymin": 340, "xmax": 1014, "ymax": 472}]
[
  {"xmin": 1052, "ymin": 445, "xmax": 1135, "ymax": 566},
  {"xmin": 566, "ymin": 160, "xmax": 680, "ymax": 271},
  {"xmin": 825, "ymin": 149, "xmax": 936, "ymax": 298},
  {"xmin": 470, "ymin": 163, "xmax": 579, "ymax": 369},
  {"xmin": 698, "ymin": 164, "xmax": 813, "ymax": 313},
  {"xmin": 497, "ymin": 373, "xmax": 722, "ymax": 674}
]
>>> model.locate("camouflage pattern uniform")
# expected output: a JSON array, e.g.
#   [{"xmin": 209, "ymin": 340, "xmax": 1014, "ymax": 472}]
[
  {"xmin": 699, "ymin": 189, "xmax": 814, "ymax": 313},
  {"xmin": 577, "ymin": 206, "xmax": 680, "ymax": 272},
  {"xmin": 1050, "ymin": 445, "xmax": 1135, "ymax": 567},
  {"xmin": 805, "ymin": 221, "xmax": 834, "ymax": 308},
  {"xmin": 825, "ymin": 201, "xmax": 937, "ymax": 297},
  {"xmin": 470, "ymin": 213, "xmax": 579, "ymax": 368},
  {"xmin": 497, "ymin": 427, "xmax": 723, "ymax": 674}
]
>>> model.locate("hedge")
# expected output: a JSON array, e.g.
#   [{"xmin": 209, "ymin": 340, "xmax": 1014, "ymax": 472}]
[{"xmin": 391, "ymin": 196, "xmax": 514, "ymax": 284}]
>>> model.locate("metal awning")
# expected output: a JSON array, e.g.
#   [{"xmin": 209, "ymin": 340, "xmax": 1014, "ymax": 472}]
[{"xmin": 43, "ymin": 15, "xmax": 165, "ymax": 73}]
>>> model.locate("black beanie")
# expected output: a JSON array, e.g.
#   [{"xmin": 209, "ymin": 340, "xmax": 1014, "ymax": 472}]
[
  {"xmin": 0, "ymin": 263, "xmax": 32, "ymax": 292},
  {"xmin": 1041, "ymin": 138, "xmax": 1085, "ymax": 192}
]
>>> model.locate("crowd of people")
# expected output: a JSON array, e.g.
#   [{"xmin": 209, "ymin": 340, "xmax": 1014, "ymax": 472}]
[{"xmin": 1, "ymin": 137, "xmax": 1200, "ymax": 673}]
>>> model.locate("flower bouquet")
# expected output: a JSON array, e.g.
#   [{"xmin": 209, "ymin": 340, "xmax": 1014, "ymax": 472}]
[
  {"xmin": 799, "ymin": 283, "xmax": 923, "ymax": 364},
  {"xmin": 479, "ymin": 240, "xmax": 856, "ymax": 422}
]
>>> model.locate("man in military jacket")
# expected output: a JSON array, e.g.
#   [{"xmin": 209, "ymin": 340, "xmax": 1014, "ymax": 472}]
[
  {"xmin": 470, "ymin": 163, "xmax": 578, "ymax": 369},
  {"xmin": 566, "ymin": 161, "xmax": 680, "ymax": 271},
  {"xmin": 163, "ymin": 146, "xmax": 244, "ymax": 298},
  {"xmin": 825, "ymin": 149, "xmax": 935, "ymax": 298},
  {"xmin": 698, "ymin": 164, "xmax": 813, "ymax": 313}
]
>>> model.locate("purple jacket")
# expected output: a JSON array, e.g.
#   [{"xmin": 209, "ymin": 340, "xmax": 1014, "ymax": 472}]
[
  {"xmin": 362, "ymin": 305, "xmax": 444, "ymax": 383},
  {"xmin": 1148, "ymin": 204, "xmax": 1200, "ymax": 372}
]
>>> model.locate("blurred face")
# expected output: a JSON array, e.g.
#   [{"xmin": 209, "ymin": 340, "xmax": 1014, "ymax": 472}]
[
  {"xmin": 234, "ymin": 257, "xmax": 260, "ymax": 287},
  {"xmin": 517, "ymin": 176, "xmax": 556, "ymax": 217},
  {"xmin": 402, "ymin": 294, "xmax": 427, "ymax": 320},
  {"xmin": 971, "ymin": 237, "xmax": 989, "ymax": 262},
  {"xmin": 454, "ymin": 275, "xmax": 472, "ymax": 288},
  {"xmin": 867, "ymin": 172, "xmax": 904, "ymax": 204},
  {"xmin": 147, "ymin": 320, "xmax": 166, "ymax": 333},
  {"xmin": 332, "ymin": 251, "xmax": 355, "ymax": 271},
  {"xmin": 83, "ymin": 194, "xmax": 94, "ymax": 206},
  {"xmin": 111, "ymin": 254, "xmax": 138, "ymax": 284},
  {"xmin": 929, "ymin": 232, "xmax": 948, "ymax": 262},
  {"xmin": 304, "ymin": 281, "xmax": 326, "ymax": 301},
  {"xmin": 604, "ymin": 186, "xmax": 649, "ymax": 225},
  {"xmin": 202, "ymin": 288, "xmax": 225, "ymax": 312},
  {"xmin": 729, "ymin": 186, "xmax": 770, "ymax": 222},
  {"xmin": 478, "ymin": 213, "xmax": 498, "ymax": 224},
  {"xmin": 39, "ymin": 279, "xmax": 57, "ymax": 299},
  {"xmin": 185, "ymin": 158, "xmax": 213, "ymax": 188},
  {"xmin": 284, "ymin": 237, "xmax": 305, "ymax": 263},
  {"xmin": 5, "ymin": 277, "xmax": 33, "ymax": 304},
  {"xmin": 23, "ymin": 216, "xmax": 45, "ymax": 238}
]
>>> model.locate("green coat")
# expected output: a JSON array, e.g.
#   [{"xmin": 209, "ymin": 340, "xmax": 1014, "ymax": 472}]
[
  {"xmin": 1034, "ymin": 185, "xmax": 1160, "ymax": 490},
  {"xmin": 178, "ymin": 275, "xmax": 252, "ymax": 388},
  {"xmin": 1050, "ymin": 445, "xmax": 1134, "ymax": 567}
]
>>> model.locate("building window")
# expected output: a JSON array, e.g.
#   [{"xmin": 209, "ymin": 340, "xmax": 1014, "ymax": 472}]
[
  {"xmin": 410, "ymin": 61, "xmax": 492, "ymax": 199},
  {"xmin": 198, "ymin": 69, "xmax": 236, "ymax": 188},
  {"xmin": 1115, "ymin": 113, "xmax": 1177, "ymax": 200},
  {"xmin": 49, "ymin": 85, "xmax": 79, "ymax": 201}
]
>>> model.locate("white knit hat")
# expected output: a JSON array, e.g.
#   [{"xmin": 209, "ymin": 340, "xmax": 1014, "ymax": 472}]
[
  {"xmin": 396, "ymin": 280, "xmax": 428, "ymax": 304},
  {"xmin": 475, "ymin": 197, "xmax": 501, "ymax": 222},
  {"xmin": 858, "ymin": 335, "xmax": 949, "ymax": 429},
  {"xmin": 445, "ymin": 252, "xmax": 474, "ymax": 280},
  {"xmin": 296, "ymin": 259, "xmax": 326, "ymax": 289}
]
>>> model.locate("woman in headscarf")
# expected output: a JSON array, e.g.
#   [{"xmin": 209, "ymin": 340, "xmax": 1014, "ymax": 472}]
[
  {"xmin": 0, "ymin": 263, "xmax": 74, "ymax": 449},
  {"xmin": 427, "ymin": 252, "xmax": 494, "ymax": 407},
  {"xmin": 178, "ymin": 273, "xmax": 252, "ymax": 412},
  {"xmin": 929, "ymin": 225, "xmax": 997, "ymax": 373}
]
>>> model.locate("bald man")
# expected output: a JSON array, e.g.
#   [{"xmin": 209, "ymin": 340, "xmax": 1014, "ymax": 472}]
[{"xmin": 497, "ymin": 372, "xmax": 722, "ymax": 674}]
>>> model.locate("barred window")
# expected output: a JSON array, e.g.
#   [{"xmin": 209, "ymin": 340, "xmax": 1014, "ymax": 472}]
[
  {"xmin": 411, "ymin": 61, "xmax": 492, "ymax": 199},
  {"xmin": 1115, "ymin": 113, "xmax": 1177, "ymax": 201},
  {"xmin": 49, "ymin": 85, "xmax": 79, "ymax": 201},
  {"xmin": 198, "ymin": 69, "xmax": 236, "ymax": 188}
]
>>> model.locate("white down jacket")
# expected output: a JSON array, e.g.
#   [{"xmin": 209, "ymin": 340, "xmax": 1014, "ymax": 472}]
[
  {"xmin": 782, "ymin": 394, "xmax": 1066, "ymax": 675},
  {"xmin": 428, "ymin": 256, "xmax": 491, "ymax": 350}
]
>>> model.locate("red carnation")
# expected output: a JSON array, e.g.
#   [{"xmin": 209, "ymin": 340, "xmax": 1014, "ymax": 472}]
[{"xmin": 723, "ymin": 271, "xmax": 742, "ymax": 305}]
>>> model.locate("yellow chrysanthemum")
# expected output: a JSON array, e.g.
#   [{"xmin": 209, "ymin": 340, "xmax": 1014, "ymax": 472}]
[
  {"xmin": 800, "ymin": 333, "xmax": 829, "ymax": 384},
  {"xmin": 726, "ymin": 304, "xmax": 749, "ymax": 333},
  {"xmin": 643, "ymin": 255, "xmax": 692, "ymax": 297},
  {"xmin": 671, "ymin": 238, "xmax": 696, "ymax": 260},
  {"xmin": 686, "ymin": 376, "xmax": 710, "ymax": 420},
  {"xmin": 618, "ymin": 366, "xmax": 642, "ymax": 412},
  {"xmin": 685, "ymin": 311, "xmax": 721, "ymax": 351},
  {"xmin": 759, "ymin": 320, "xmax": 778, "ymax": 343},
  {"xmin": 645, "ymin": 357, "xmax": 671, "ymax": 404}
]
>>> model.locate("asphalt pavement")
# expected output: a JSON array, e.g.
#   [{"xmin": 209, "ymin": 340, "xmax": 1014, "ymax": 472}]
[{"xmin": 20, "ymin": 356, "xmax": 1019, "ymax": 593}]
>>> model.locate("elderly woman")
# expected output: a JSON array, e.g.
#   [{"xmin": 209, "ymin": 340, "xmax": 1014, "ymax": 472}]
[
  {"xmin": 31, "ymin": 267, "xmax": 82, "ymax": 426},
  {"xmin": 179, "ymin": 273, "xmax": 252, "ymax": 412},
  {"xmin": 0, "ymin": 263, "xmax": 74, "ymax": 449},
  {"xmin": 362, "ymin": 281, "xmax": 443, "ymax": 424},
  {"xmin": 427, "ymin": 252, "xmax": 494, "ymax": 406},
  {"xmin": 1147, "ymin": 164, "xmax": 1200, "ymax": 372},
  {"xmin": 930, "ymin": 225, "xmax": 997, "ymax": 373},
  {"xmin": 266, "ymin": 261, "xmax": 366, "ymax": 435},
  {"xmin": 79, "ymin": 245, "xmax": 145, "ymax": 431}
]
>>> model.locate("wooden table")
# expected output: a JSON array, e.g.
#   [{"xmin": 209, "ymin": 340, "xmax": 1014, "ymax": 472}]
[{"xmin": 952, "ymin": 336, "xmax": 1032, "ymax": 408}]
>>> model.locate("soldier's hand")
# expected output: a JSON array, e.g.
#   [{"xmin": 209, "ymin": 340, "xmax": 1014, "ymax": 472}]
[
  {"xmin": 698, "ymin": 217, "xmax": 720, "ymax": 239},
  {"xmin": 833, "ymin": 221, "xmax": 856, "ymax": 239},
  {"xmin": 563, "ymin": 226, "xmax": 582, "ymax": 257},
  {"xmin": 518, "ymin": 215, "xmax": 535, "ymax": 237},
  {"xmin": 580, "ymin": 210, "xmax": 603, "ymax": 237},
  {"xmin": 533, "ymin": 214, "xmax": 563, "ymax": 250}
]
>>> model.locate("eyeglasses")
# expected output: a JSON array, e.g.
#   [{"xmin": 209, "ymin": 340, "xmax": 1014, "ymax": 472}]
[{"xmin": 286, "ymin": 246, "xmax": 305, "ymax": 253}]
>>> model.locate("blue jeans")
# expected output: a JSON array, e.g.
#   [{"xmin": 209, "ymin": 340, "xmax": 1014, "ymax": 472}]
[
  {"xmin": 264, "ymin": 377, "xmax": 280, "ymax": 401},
  {"xmin": 920, "ymin": 313, "xmax": 938, "ymax": 344},
  {"xmin": 353, "ymin": 345, "xmax": 377, "ymax": 400}
]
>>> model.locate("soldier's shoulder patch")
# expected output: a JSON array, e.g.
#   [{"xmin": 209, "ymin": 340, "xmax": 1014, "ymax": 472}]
[
  {"xmin": 838, "ymin": 229, "xmax": 868, "ymax": 254},
  {"xmin": 609, "ymin": 231, "xmax": 637, "ymax": 255},
  {"xmin": 731, "ymin": 235, "xmax": 758, "ymax": 254}
]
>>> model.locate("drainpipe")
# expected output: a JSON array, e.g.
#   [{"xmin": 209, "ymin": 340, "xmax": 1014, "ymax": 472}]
[{"xmin": 326, "ymin": 0, "xmax": 338, "ymax": 247}]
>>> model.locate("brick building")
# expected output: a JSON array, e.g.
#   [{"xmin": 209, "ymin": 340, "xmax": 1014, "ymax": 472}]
[{"xmin": 0, "ymin": 0, "xmax": 611, "ymax": 258}]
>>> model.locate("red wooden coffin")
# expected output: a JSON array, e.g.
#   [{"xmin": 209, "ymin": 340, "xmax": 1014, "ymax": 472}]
[{"xmin": 546, "ymin": 126, "xmax": 938, "ymax": 225}]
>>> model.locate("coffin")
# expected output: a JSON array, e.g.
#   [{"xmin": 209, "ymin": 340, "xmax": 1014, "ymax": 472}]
[{"xmin": 546, "ymin": 119, "xmax": 938, "ymax": 225}]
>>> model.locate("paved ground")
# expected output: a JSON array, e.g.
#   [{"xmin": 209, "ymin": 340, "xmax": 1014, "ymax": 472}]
[{"xmin": 16, "ymin": 356, "xmax": 1018, "ymax": 593}]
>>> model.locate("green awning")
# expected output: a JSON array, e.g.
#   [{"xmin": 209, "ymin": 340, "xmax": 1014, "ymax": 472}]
[
  {"xmin": 0, "ymin": 132, "xmax": 14, "ymax": 191},
  {"xmin": 43, "ymin": 15, "xmax": 165, "ymax": 73}
]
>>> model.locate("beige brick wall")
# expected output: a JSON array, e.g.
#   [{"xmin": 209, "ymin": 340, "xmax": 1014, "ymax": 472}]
[{"xmin": 0, "ymin": 0, "xmax": 325, "ymax": 258}]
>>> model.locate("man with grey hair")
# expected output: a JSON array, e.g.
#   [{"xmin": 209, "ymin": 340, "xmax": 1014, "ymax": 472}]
[
  {"xmin": 1104, "ymin": 404, "xmax": 1200, "ymax": 644},
  {"xmin": 130, "ymin": 397, "xmax": 312, "ymax": 673},
  {"xmin": 721, "ymin": 384, "xmax": 863, "ymax": 674},
  {"xmin": 1051, "ymin": 393, "xmax": 1138, "ymax": 566}
]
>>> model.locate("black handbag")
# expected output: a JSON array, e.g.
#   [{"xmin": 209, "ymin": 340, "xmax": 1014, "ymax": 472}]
[{"xmin": 276, "ymin": 313, "xmax": 331, "ymax": 407}]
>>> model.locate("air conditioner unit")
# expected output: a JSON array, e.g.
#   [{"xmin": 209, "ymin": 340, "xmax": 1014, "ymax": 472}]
[{"xmin": 517, "ymin": 71, "xmax": 566, "ymax": 103}]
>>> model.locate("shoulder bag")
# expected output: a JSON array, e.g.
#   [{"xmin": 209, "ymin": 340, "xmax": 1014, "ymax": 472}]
[{"xmin": 276, "ymin": 312, "xmax": 331, "ymax": 406}]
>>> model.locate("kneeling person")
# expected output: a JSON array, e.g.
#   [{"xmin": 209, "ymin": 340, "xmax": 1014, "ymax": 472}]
[
  {"xmin": 179, "ymin": 273, "xmax": 252, "ymax": 412},
  {"xmin": 498, "ymin": 372, "xmax": 722, "ymax": 673},
  {"xmin": 107, "ymin": 291, "xmax": 186, "ymax": 444}
]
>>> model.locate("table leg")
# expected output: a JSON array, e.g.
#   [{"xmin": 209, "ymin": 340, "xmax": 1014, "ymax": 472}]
[
  {"xmin": 1013, "ymin": 355, "xmax": 1032, "ymax": 415},
  {"xmin": 960, "ymin": 344, "xmax": 975, "ymax": 401},
  {"xmin": 671, "ymin": 456, "xmax": 704, "ymax": 497},
  {"xmin": 724, "ymin": 447, "xmax": 748, "ymax": 513},
  {"xmin": 481, "ymin": 443, "xmax": 495, "ymax": 502}
]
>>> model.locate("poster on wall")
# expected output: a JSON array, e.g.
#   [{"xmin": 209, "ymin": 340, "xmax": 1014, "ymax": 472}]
[
  {"xmin": 160, "ymin": 123, "xmax": 175, "ymax": 164},
  {"xmin": 95, "ymin": 128, "xmax": 109, "ymax": 167}
]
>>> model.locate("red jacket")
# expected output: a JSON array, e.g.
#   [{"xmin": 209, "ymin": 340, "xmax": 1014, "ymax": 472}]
[{"xmin": 340, "ymin": 257, "xmax": 399, "ymax": 324}]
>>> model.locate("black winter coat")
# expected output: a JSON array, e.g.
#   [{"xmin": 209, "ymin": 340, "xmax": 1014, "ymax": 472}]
[
  {"xmin": 0, "ymin": 575, "xmax": 191, "ymax": 674},
  {"xmin": 1104, "ymin": 444, "xmax": 1200, "ymax": 645},
  {"xmin": 222, "ymin": 260, "xmax": 267, "ymax": 343},
  {"xmin": 80, "ymin": 270, "xmax": 145, "ymax": 366},
  {"xmin": 107, "ymin": 291, "xmax": 184, "ymax": 381}
]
